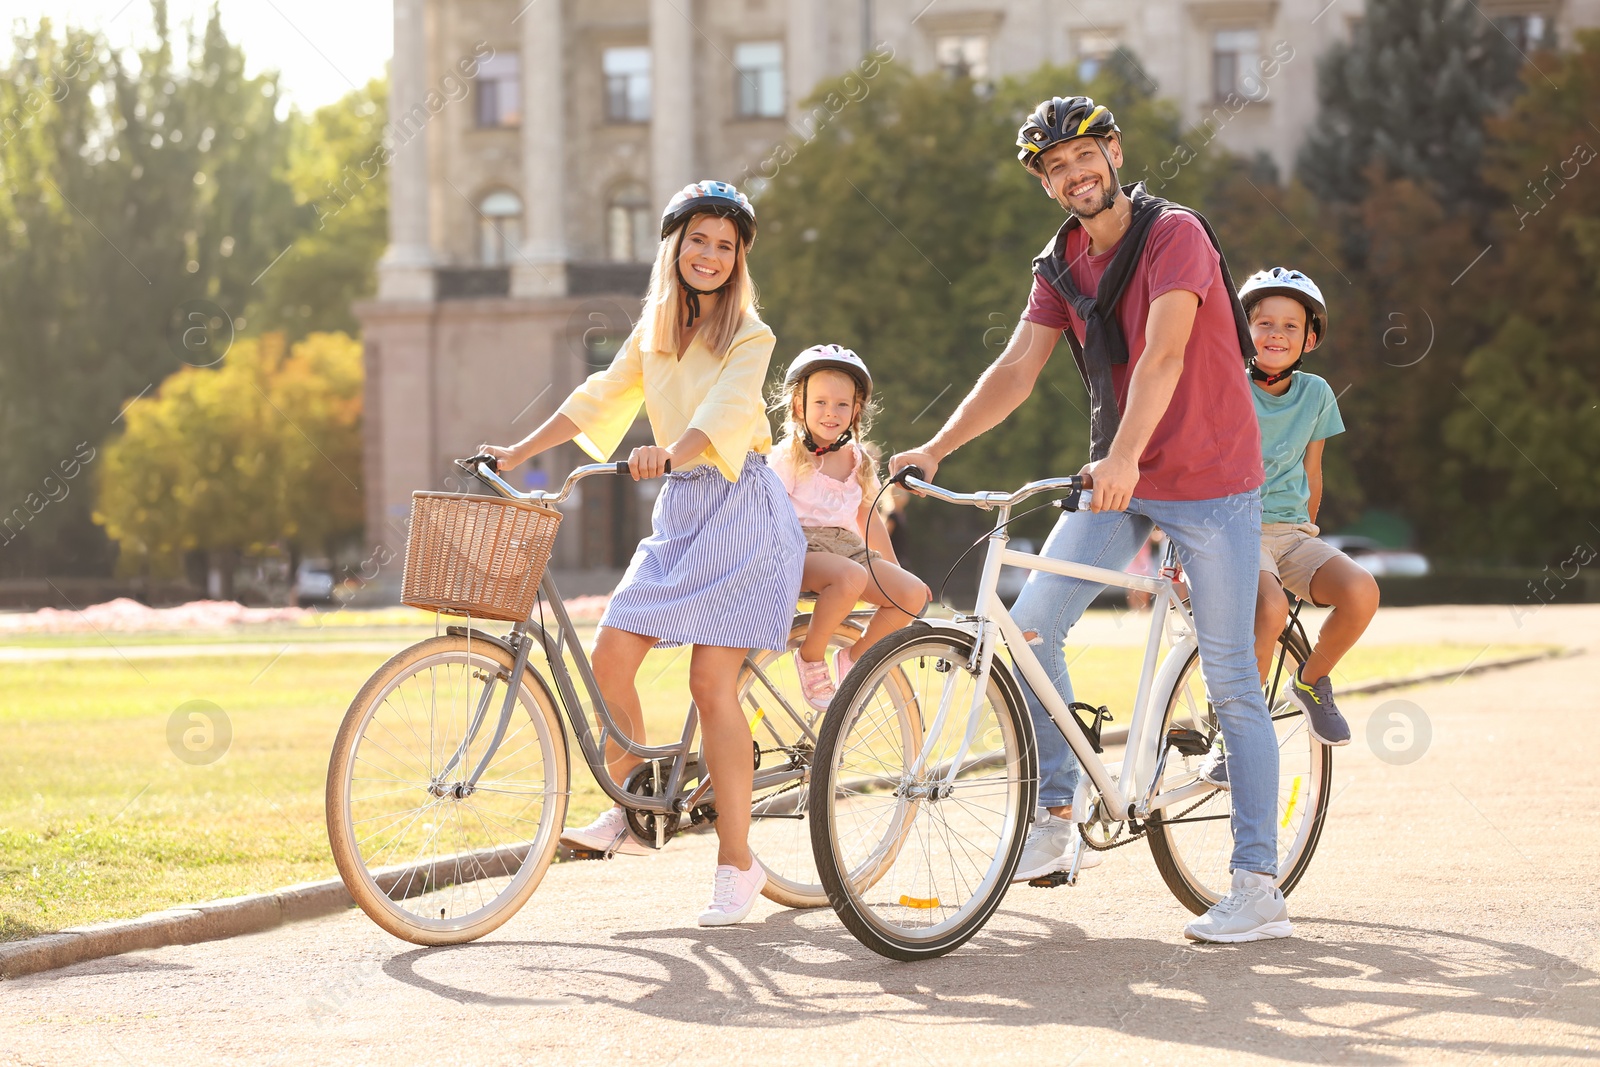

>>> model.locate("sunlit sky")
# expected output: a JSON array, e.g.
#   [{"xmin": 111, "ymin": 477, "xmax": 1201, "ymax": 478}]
[{"xmin": 0, "ymin": 0, "xmax": 393, "ymax": 111}]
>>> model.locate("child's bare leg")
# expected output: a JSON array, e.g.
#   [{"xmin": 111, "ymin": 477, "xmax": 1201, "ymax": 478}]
[
  {"xmin": 590, "ymin": 626, "xmax": 658, "ymax": 785},
  {"xmin": 853, "ymin": 561, "xmax": 931, "ymax": 653},
  {"xmin": 690, "ymin": 643, "xmax": 756, "ymax": 868},
  {"xmin": 799, "ymin": 551, "xmax": 866, "ymax": 661},
  {"xmin": 1254, "ymin": 572, "xmax": 1289, "ymax": 683},
  {"xmin": 1302, "ymin": 555, "xmax": 1380, "ymax": 682}
]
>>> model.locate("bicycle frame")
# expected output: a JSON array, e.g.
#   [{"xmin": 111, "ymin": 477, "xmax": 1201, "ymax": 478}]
[
  {"xmin": 902, "ymin": 475, "xmax": 1209, "ymax": 826},
  {"xmin": 445, "ymin": 459, "xmax": 819, "ymax": 831}
]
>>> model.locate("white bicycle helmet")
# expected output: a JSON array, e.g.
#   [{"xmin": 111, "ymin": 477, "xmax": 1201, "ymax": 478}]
[
  {"xmin": 784, "ymin": 344, "xmax": 872, "ymax": 401},
  {"xmin": 1239, "ymin": 267, "xmax": 1328, "ymax": 340}
]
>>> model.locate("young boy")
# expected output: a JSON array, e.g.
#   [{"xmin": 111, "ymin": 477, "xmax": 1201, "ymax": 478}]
[{"xmin": 1207, "ymin": 268, "xmax": 1379, "ymax": 785}]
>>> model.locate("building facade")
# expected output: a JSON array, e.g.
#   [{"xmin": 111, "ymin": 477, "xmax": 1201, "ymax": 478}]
[{"xmin": 357, "ymin": 0, "xmax": 1587, "ymax": 577}]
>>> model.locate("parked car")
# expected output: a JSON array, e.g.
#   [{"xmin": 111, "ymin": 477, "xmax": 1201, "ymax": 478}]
[
  {"xmin": 1322, "ymin": 535, "xmax": 1430, "ymax": 577},
  {"xmin": 293, "ymin": 558, "xmax": 337, "ymax": 606}
]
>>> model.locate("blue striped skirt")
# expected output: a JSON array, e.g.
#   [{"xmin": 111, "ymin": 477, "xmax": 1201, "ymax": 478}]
[{"xmin": 599, "ymin": 452, "xmax": 805, "ymax": 651}]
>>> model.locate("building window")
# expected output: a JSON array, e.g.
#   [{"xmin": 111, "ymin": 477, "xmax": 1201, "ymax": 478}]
[
  {"xmin": 734, "ymin": 41, "xmax": 785, "ymax": 118},
  {"xmin": 1496, "ymin": 13, "xmax": 1554, "ymax": 53},
  {"xmin": 1075, "ymin": 31, "xmax": 1118, "ymax": 82},
  {"xmin": 935, "ymin": 34, "xmax": 989, "ymax": 80},
  {"xmin": 606, "ymin": 184, "xmax": 654, "ymax": 264},
  {"xmin": 478, "ymin": 190, "xmax": 523, "ymax": 266},
  {"xmin": 475, "ymin": 53, "xmax": 521, "ymax": 128},
  {"xmin": 603, "ymin": 46, "xmax": 651, "ymax": 123},
  {"xmin": 1212, "ymin": 28, "xmax": 1266, "ymax": 102}
]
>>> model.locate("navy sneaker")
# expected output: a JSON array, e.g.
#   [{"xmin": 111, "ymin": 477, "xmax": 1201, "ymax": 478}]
[{"xmin": 1288, "ymin": 669, "xmax": 1351, "ymax": 746}]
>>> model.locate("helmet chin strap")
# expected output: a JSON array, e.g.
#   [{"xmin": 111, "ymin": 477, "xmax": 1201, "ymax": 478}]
[
  {"xmin": 678, "ymin": 266, "xmax": 733, "ymax": 329},
  {"xmin": 802, "ymin": 426, "xmax": 854, "ymax": 456},
  {"xmin": 1248, "ymin": 357, "xmax": 1304, "ymax": 386},
  {"xmin": 1249, "ymin": 334, "xmax": 1309, "ymax": 385},
  {"xmin": 797, "ymin": 374, "xmax": 858, "ymax": 455}
]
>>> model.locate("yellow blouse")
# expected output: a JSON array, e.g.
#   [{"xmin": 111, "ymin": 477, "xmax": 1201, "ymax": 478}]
[{"xmin": 557, "ymin": 312, "xmax": 777, "ymax": 482}]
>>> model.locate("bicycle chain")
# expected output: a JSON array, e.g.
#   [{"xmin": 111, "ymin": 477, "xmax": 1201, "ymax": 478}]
[{"xmin": 1078, "ymin": 788, "xmax": 1224, "ymax": 852}]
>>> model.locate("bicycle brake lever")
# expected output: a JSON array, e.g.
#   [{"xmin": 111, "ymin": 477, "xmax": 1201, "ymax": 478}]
[{"xmin": 1054, "ymin": 489, "xmax": 1093, "ymax": 512}]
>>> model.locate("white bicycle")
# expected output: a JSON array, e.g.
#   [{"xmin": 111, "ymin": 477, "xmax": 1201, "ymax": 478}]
[{"xmin": 808, "ymin": 470, "xmax": 1331, "ymax": 960}]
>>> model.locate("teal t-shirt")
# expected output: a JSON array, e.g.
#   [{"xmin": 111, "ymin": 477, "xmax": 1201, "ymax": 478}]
[{"xmin": 1253, "ymin": 372, "xmax": 1344, "ymax": 525}]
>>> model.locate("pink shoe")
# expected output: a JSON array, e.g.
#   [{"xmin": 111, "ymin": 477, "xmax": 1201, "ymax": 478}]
[
  {"xmin": 834, "ymin": 644, "xmax": 858, "ymax": 684},
  {"xmin": 697, "ymin": 859, "xmax": 767, "ymax": 926},
  {"xmin": 793, "ymin": 650, "xmax": 835, "ymax": 711}
]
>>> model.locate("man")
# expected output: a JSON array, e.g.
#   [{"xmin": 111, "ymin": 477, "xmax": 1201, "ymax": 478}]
[{"xmin": 892, "ymin": 96, "xmax": 1290, "ymax": 943}]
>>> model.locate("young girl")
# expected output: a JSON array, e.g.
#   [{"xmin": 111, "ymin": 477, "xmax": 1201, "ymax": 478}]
[
  {"xmin": 479, "ymin": 180, "xmax": 805, "ymax": 926},
  {"xmin": 770, "ymin": 346, "xmax": 931, "ymax": 710}
]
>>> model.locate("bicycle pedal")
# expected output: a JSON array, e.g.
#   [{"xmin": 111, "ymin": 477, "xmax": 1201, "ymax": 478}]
[
  {"xmin": 1166, "ymin": 727, "xmax": 1212, "ymax": 757},
  {"xmin": 568, "ymin": 848, "xmax": 609, "ymax": 861},
  {"xmin": 1028, "ymin": 871, "xmax": 1077, "ymax": 889}
]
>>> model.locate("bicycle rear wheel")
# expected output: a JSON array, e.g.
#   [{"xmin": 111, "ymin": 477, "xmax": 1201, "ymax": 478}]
[
  {"xmin": 810, "ymin": 622, "xmax": 1036, "ymax": 961},
  {"xmin": 1145, "ymin": 627, "xmax": 1330, "ymax": 914},
  {"xmin": 326, "ymin": 633, "xmax": 569, "ymax": 944},
  {"xmin": 737, "ymin": 613, "xmax": 922, "ymax": 908}
]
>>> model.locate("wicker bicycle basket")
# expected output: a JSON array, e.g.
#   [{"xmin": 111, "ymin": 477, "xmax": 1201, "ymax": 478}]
[{"xmin": 401, "ymin": 491, "xmax": 562, "ymax": 622}]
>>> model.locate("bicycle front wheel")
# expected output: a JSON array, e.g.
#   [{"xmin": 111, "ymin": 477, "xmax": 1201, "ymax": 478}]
[
  {"xmin": 1145, "ymin": 627, "xmax": 1331, "ymax": 914},
  {"xmin": 810, "ymin": 622, "xmax": 1036, "ymax": 961},
  {"xmin": 326, "ymin": 633, "xmax": 569, "ymax": 945}
]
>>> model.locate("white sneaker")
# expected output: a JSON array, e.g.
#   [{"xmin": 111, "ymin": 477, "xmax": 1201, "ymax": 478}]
[
  {"xmin": 1183, "ymin": 869, "xmax": 1293, "ymax": 943},
  {"xmin": 559, "ymin": 805, "xmax": 651, "ymax": 856},
  {"xmin": 697, "ymin": 860, "xmax": 767, "ymax": 926},
  {"xmin": 1011, "ymin": 808, "xmax": 1103, "ymax": 882}
]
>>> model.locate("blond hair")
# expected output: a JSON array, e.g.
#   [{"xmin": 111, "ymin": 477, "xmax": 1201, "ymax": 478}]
[
  {"xmin": 638, "ymin": 219, "xmax": 757, "ymax": 359},
  {"xmin": 770, "ymin": 366, "xmax": 882, "ymax": 499}
]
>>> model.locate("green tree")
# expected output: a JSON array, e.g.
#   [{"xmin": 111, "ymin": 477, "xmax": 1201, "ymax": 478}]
[
  {"xmin": 95, "ymin": 332, "xmax": 365, "ymax": 589},
  {"xmin": 1441, "ymin": 32, "xmax": 1600, "ymax": 560},
  {"xmin": 253, "ymin": 77, "xmax": 389, "ymax": 339},
  {"xmin": 1297, "ymin": 0, "xmax": 1524, "ymax": 212},
  {"xmin": 0, "ymin": 4, "xmax": 302, "ymax": 579}
]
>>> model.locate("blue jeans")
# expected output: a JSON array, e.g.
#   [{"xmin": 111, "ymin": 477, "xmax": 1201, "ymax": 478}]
[{"xmin": 1010, "ymin": 490, "xmax": 1279, "ymax": 876}]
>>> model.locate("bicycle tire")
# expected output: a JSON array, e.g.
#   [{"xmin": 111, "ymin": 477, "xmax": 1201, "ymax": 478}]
[
  {"xmin": 326, "ymin": 634, "xmax": 569, "ymax": 945},
  {"xmin": 737, "ymin": 613, "xmax": 872, "ymax": 909},
  {"xmin": 1145, "ymin": 626, "xmax": 1331, "ymax": 915},
  {"xmin": 810, "ymin": 621, "xmax": 1037, "ymax": 961}
]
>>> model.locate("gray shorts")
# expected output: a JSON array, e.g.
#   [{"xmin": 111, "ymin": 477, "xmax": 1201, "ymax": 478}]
[{"xmin": 1259, "ymin": 522, "xmax": 1344, "ymax": 604}]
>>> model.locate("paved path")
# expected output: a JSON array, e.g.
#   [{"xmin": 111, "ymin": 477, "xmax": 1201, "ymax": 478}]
[{"xmin": 3, "ymin": 606, "xmax": 1598, "ymax": 1065}]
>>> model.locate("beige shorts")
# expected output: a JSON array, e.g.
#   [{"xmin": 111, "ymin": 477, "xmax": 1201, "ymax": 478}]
[
  {"xmin": 803, "ymin": 525, "xmax": 882, "ymax": 565},
  {"xmin": 1259, "ymin": 522, "xmax": 1343, "ymax": 603}
]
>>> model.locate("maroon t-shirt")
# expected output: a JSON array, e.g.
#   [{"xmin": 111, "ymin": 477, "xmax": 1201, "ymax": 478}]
[{"xmin": 1022, "ymin": 211, "xmax": 1264, "ymax": 501}]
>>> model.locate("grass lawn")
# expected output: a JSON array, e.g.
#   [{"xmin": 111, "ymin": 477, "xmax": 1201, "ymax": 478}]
[{"xmin": 0, "ymin": 627, "xmax": 1553, "ymax": 940}]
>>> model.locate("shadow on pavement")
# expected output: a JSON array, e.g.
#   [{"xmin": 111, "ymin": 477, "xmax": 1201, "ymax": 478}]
[{"xmin": 381, "ymin": 912, "xmax": 1599, "ymax": 1063}]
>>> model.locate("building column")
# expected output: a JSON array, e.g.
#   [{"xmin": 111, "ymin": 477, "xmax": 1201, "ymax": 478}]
[
  {"xmin": 651, "ymin": 0, "xmax": 696, "ymax": 211},
  {"xmin": 377, "ymin": 0, "xmax": 435, "ymax": 301},
  {"xmin": 514, "ymin": 0, "xmax": 569, "ymax": 297},
  {"xmin": 787, "ymin": 0, "xmax": 824, "ymax": 116}
]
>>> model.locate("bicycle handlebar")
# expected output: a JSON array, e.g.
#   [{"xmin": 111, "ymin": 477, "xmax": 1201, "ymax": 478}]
[
  {"xmin": 454, "ymin": 455, "xmax": 670, "ymax": 504},
  {"xmin": 891, "ymin": 465, "xmax": 1091, "ymax": 512}
]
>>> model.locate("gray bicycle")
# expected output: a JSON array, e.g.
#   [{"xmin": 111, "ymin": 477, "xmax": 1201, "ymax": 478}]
[{"xmin": 325, "ymin": 456, "xmax": 915, "ymax": 945}]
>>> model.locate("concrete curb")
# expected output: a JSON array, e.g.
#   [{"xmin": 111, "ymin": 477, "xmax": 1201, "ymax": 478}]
[
  {"xmin": 0, "ymin": 877, "xmax": 353, "ymax": 981},
  {"xmin": 1, "ymin": 648, "xmax": 1575, "ymax": 982}
]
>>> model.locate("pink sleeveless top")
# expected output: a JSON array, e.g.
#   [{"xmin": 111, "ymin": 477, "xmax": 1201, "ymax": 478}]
[{"xmin": 775, "ymin": 444, "xmax": 865, "ymax": 530}]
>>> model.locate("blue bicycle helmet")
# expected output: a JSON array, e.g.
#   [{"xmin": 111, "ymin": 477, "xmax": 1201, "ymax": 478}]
[{"xmin": 661, "ymin": 180, "xmax": 757, "ymax": 246}]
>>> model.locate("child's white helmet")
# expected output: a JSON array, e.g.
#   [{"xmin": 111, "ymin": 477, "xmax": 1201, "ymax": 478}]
[
  {"xmin": 1239, "ymin": 267, "xmax": 1328, "ymax": 340},
  {"xmin": 784, "ymin": 345, "xmax": 872, "ymax": 401}
]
